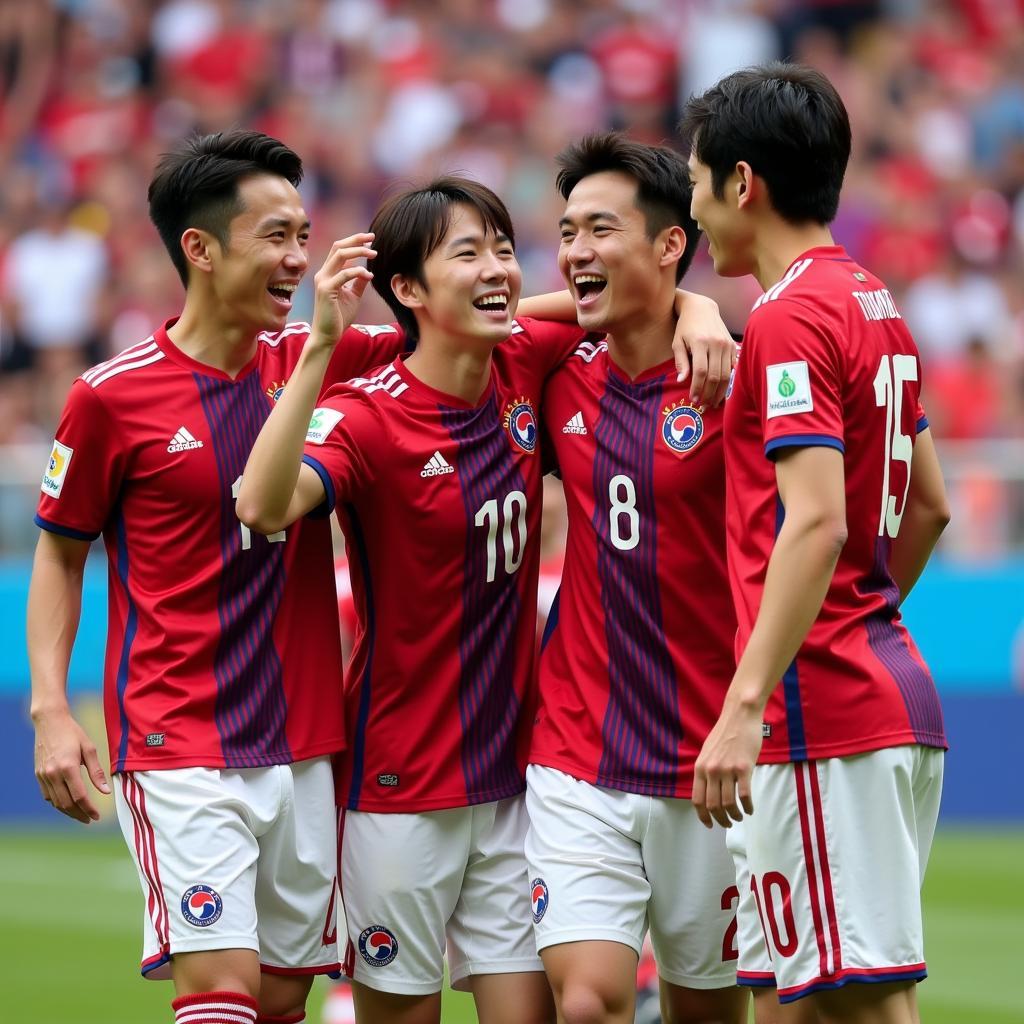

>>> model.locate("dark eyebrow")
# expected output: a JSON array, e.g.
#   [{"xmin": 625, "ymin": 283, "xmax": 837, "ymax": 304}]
[
  {"xmin": 558, "ymin": 211, "xmax": 622, "ymax": 229},
  {"xmin": 445, "ymin": 232, "xmax": 512, "ymax": 252},
  {"xmin": 256, "ymin": 216, "xmax": 311, "ymax": 233}
]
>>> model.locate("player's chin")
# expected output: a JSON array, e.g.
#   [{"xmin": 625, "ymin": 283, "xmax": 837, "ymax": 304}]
[
  {"xmin": 472, "ymin": 311, "xmax": 515, "ymax": 341},
  {"xmin": 575, "ymin": 305, "xmax": 610, "ymax": 334}
]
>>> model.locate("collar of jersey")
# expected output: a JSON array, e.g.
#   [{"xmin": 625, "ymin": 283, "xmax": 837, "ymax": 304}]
[
  {"xmin": 605, "ymin": 350, "xmax": 676, "ymax": 387},
  {"xmin": 391, "ymin": 354, "xmax": 497, "ymax": 410},
  {"xmin": 788, "ymin": 244, "xmax": 850, "ymax": 270},
  {"xmin": 153, "ymin": 317, "xmax": 261, "ymax": 382}
]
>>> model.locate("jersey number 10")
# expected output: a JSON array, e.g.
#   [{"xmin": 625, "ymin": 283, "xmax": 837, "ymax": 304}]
[
  {"xmin": 872, "ymin": 354, "xmax": 918, "ymax": 540},
  {"xmin": 475, "ymin": 491, "xmax": 527, "ymax": 583}
]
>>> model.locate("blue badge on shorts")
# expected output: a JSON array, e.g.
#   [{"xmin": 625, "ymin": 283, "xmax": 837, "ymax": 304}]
[
  {"xmin": 530, "ymin": 878, "xmax": 549, "ymax": 923},
  {"xmin": 181, "ymin": 884, "xmax": 223, "ymax": 927},
  {"xmin": 358, "ymin": 925, "xmax": 398, "ymax": 967}
]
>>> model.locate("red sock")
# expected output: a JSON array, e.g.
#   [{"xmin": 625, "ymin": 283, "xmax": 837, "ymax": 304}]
[
  {"xmin": 256, "ymin": 1014, "xmax": 305, "ymax": 1024},
  {"xmin": 172, "ymin": 991, "xmax": 259, "ymax": 1024}
]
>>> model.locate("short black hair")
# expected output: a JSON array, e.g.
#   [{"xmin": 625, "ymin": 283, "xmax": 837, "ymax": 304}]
[
  {"xmin": 148, "ymin": 129, "xmax": 303, "ymax": 286},
  {"xmin": 369, "ymin": 176, "xmax": 516, "ymax": 342},
  {"xmin": 555, "ymin": 132, "xmax": 700, "ymax": 283},
  {"xmin": 678, "ymin": 62, "xmax": 851, "ymax": 226}
]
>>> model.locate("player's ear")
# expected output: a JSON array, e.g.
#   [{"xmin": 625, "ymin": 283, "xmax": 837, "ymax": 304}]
[
  {"xmin": 659, "ymin": 225, "xmax": 686, "ymax": 270},
  {"xmin": 391, "ymin": 273, "xmax": 425, "ymax": 312},
  {"xmin": 180, "ymin": 228, "xmax": 216, "ymax": 276},
  {"xmin": 735, "ymin": 162, "xmax": 756, "ymax": 210}
]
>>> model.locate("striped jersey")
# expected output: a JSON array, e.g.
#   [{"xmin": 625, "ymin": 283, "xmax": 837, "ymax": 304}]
[
  {"xmin": 300, "ymin": 318, "xmax": 582, "ymax": 813},
  {"xmin": 727, "ymin": 245, "xmax": 946, "ymax": 762},
  {"xmin": 530, "ymin": 339, "xmax": 736, "ymax": 798},
  {"xmin": 35, "ymin": 318, "xmax": 406, "ymax": 772}
]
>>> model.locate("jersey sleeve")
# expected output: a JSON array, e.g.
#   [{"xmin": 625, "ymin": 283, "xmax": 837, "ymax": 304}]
[
  {"xmin": 35, "ymin": 380, "xmax": 127, "ymax": 541},
  {"xmin": 510, "ymin": 317, "xmax": 585, "ymax": 379},
  {"xmin": 325, "ymin": 322, "xmax": 409, "ymax": 387},
  {"xmin": 300, "ymin": 385, "xmax": 383, "ymax": 512},
  {"xmin": 744, "ymin": 301, "xmax": 845, "ymax": 458}
]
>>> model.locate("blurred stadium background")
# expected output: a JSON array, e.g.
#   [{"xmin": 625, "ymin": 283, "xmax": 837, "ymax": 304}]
[{"xmin": 0, "ymin": 0, "xmax": 1021, "ymax": 1021}]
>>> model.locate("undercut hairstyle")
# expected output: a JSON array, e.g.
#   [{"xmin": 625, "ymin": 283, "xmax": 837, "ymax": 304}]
[
  {"xmin": 148, "ymin": 129, "xmax": 303, "ymax": 285},
  {"xmin": 555, "ymin": 132, "xmax": 701, "ymax": 283},
  {"xmin": 678, "ymin": 62, "xmax": 851, "ymax": 226},
  {"xmin": 369, "ymin": 176, "xmax": 516, "ymax": 342}
]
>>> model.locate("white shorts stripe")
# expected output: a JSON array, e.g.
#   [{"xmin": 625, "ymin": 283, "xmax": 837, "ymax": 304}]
[
  {"xmin": 793, "ymin": 763, "xmax": 838, "ymax": 978},
  {"xmin": 122, "ymin": 774, "xmax": 169, "ymax": 950}
]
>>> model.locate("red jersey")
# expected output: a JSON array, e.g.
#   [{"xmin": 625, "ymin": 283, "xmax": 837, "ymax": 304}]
[
  {"xmin": 531, "ymin": 339, "xmax": 736, "ymax": 798},
  {"xmin": 726, "ymin": 246, "xmax": 946, "ymax": 762},
  {"xmin": 300, "ymin": 318, "xmax": 580, "ymax": 813},
  {"xmin": 36, "ymin": 319, "xmax": 406, "ymax": 773}
]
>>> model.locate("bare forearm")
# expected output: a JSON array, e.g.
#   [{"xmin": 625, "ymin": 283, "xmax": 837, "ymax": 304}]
[
  {"xmin": 888, "ymin": 509, "xmax": 946, "ymax": 602},
  {"xmin": 888, "ymin": 429, "xmax": 949, "ymax": 602},
  {"xmin": 27, "ymin": 549, "xmax": 83, "ymax": 719},
  {"xmin": 728, "ymin": 515, "xmax": 846, "ymax": 712},
  {"xmin": 236, "ymin": 340, "xmax": 334, "ymax": 531},
  {"xmin": 516, "ymin": 290, "xmax": 577, "ymax": 322}
]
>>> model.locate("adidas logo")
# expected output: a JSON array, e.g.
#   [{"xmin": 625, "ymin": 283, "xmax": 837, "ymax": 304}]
[
  {"xmin": 167, "ymin": 426, "xmax": 204, "ymax": 453},
  {"xmin": 420, "ymin": 451, "xmax": 454, "ymax": 478},
  {"xmin": 562, "ymin": 411, "xmax": 587, "ymax": 435}
]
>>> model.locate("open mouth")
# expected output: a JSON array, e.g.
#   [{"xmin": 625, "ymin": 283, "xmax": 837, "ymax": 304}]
[
  {"xmin": 473, "ymin": 292, "xmax": 510, "ymax": 314},
  {"xmin": 574, "ymin": 274, "xmax": 607, "ymax": 304},
  {"xmin": 268, "ymin": 283, "xmax": 297, "ymax": 305}
]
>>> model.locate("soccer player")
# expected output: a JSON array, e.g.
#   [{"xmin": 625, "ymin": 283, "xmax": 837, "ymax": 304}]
[
  {"xmin": 28, "ymin": 130, "xmax": 407, "ymax": 1024},
  {"xmin": 236, "ymin": 172, "xmax": 735, "ymax": 1024},
  {"xmin": 681, "ymin": 63, "xmax": 950, "ymax": 1023},
  {"xmin": 235, "ymin": 176, "xmax": 592, "ymax": 1024},
  {"xmin": 525, "ymin": 133, "xmax": 747, "ymax": 1024}
]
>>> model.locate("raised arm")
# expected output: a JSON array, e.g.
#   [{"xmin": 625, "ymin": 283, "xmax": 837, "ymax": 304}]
[
  {"xmin": 28, "ymin": 530, "xmax": 110, "ymax": 823},
  {"xmin": 520, "ymin": 287, "xmax": 737, "ymax": 407},
  {"xmin": 671, "ymin": 290, "xmax": 737, "ymax": 408},
  {"xmin": 888, "ymin": 428, "xmax": 950, "ymax": 602},
  {"xmin": 236, "ymin": 234, "xmax": 374, "ymax": 534},
  {"xmin": 516, "ymin": 290, "xmax": 578, "ymax": 322}
]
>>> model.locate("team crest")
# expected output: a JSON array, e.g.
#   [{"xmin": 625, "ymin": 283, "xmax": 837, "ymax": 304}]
[
  {"xmin": 530, "ymin": 878, "xmax": 549, "ymax": 923},
  {"xmin": 503, "ymin": 397, "xmax": 537, "ymax": 453},
  {"xmin": 358, "ymin": 925, "xmax": 398, "ymax": 967},
  {"xmin": 266, "ymin": 380, "xmax": 287, "ymax": 402},
  {"xmin": 181, "ymin": 884, "xmax": 223, "ymax": 927},
  {"xmin": 662, "ymin": 403, "xmax": 704, "ymax": 453}
]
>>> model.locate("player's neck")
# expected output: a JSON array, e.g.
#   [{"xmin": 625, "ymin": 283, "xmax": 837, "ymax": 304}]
[
  {"xmin": 167, "ymin": 296, "xmax": 260, "ymax": 378},
  {"xmin": 604, "ymin": 304, "xmax": 676, "ymax": 381},
  {"xmin": 751, "ymin": 221, "xmax": 836, "ymax": 293},
  {"xmin": 405, "ymin": 331, "xmax": 493, "ymax": 405}
]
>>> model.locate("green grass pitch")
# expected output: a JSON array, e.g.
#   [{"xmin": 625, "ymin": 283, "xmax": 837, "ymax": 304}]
[{"xmin": 0, "ymin": 827, "xmax": 1019, "ymax": 1023}]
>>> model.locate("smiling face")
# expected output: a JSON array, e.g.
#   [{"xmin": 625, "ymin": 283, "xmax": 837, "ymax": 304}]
[
  {"xmin": 403, "ymin": 203, "xmax": 522, "ymax": 349},
  {"xmin": 558, "ymin": 170, "xmax": 675, "ymax": 335},
  {"xmin": 206, "ymin": 173, "xmax": 310, "ymax": 333},
  {"xmin": 686, "ymin": 153, "xmax": 753, "ymax": 278}
]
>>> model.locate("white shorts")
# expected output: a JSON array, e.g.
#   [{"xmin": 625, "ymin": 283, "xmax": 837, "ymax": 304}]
[
  {"xmin": 524, "ymin": 765, "xmax": 739, "ymax": 989},
  {"xmin": 339, "ymin": 795, "xmax": 541, "ymax": 995},
  {"xmin": 114, "ymin": 758, "xmax": 339, "ymax": 980},
  {"xmin": 728, "ymin": 745, "xmax": 944, "ymax": 1003}
]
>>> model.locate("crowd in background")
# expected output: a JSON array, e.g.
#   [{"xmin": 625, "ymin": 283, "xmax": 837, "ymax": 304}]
[{"xmin": 0, "ymin": 0, "xmax": 1022, "ymax": 554}]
